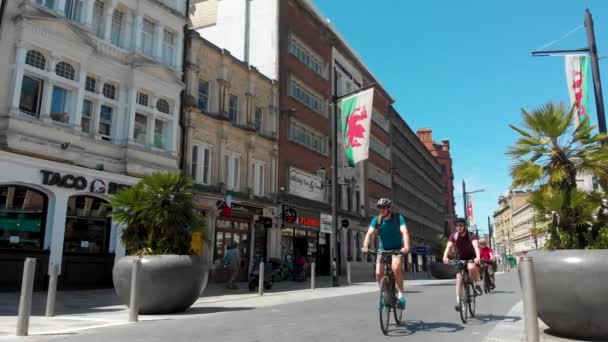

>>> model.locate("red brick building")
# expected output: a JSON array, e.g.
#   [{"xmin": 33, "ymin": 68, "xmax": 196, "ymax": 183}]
[{"xmin": 417, "ymin": 128, "xmax": 456, "ymax": 236}]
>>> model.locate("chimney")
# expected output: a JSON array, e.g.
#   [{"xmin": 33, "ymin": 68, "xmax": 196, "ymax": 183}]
[
  {"xmin": 417, "ymin": 128, "xmax": 433, "ymax": 143},
  {"xmin": 442, "ymin": 139, "xmax": 450, "ymax": 151}
]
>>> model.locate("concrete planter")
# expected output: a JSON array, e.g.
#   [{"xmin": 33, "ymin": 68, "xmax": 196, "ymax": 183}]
[
  {"xmin": 113, "ymin": 255, "xmax": 209, "ymax": 314},
  {"xmin": 527, "ymin": 249, "xmax": 608, "ymax": 340},
  {"xmin": 429, "ymin": 262, "xmax": 457, "ymax": 279}
]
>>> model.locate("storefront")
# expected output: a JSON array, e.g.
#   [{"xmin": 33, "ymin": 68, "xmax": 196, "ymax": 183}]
[
  {"xmin": 0, "ymin": 152, "xmax": 138, "ymax": 291},
  {"xmin": 281, "ymin": 206, "xmax": 330, "ymax": 275}
]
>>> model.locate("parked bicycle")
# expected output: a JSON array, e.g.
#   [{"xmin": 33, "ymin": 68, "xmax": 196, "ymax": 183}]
[{"xmin": 368, "ymin": 250, "xmax": 405, "ymax": 335}]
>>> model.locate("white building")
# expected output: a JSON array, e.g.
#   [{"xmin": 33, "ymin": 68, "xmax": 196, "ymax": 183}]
[
  {"xmin": 0, "ymin": 0, "xmax": 187, "ymax": 290},
  {"xmin": 511, "ymin": 202, "xmax": 547, "ymax": 254}
]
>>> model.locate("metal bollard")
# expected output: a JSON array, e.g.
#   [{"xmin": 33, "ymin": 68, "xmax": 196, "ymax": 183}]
[
  {"xmin": 258, "ymin": 261, "xmax": 264, "ymax": 296},
  {"xmin": 520, "ymin": 257, "xmax": 539, "ymax": 342},
  {"xmin": 347, "ymin": 261, "xmax": 352, "ymax": 285},
  {"xmin": 129, "ymin": 258, "xmax": 141, "ymax": 323},
  {"xmin": 310, "ymin": 261, "xmax": 316, "ymax": 290},
  {"xmin": 45, "ymin": 264, "xmax": 59, "ymax": 317},
  {"xmin": 16, "ymin": 258, "xmax": 36, "ymax": 336}
]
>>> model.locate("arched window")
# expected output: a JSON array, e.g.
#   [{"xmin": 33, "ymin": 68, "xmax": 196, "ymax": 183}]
[
  {"xmin": 64, "ymin": 195, "xmax": 112, "ymax": 254},
  {"xmin": 0, "ymin": 185, "xmax": 48, "ymax": 249},
  {"xmin": 25, "ymin": 50, "xmax": 46, "ymax": 70},
  {"xmin": 156, "ymin": 99, "xmax": 170, "ymax": 114},
  {"xmin": 55, "ymin": 61, "xmax": 75, "ymax": 80}
]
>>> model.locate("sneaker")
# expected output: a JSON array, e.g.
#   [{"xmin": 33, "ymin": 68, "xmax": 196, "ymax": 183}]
[
  {"xmin": 490, "ymin": 283, "xmax": 496, "ymax": 290},
  {"xmin": 475, "ymin": 285, "xmax": 483, "ymax": 295},
  {"xmin": 455, "ymin": 303, "xmax": 461, "ymax": 312},
  {"xmin": 398, "ymin": 297, "xmax": 406, "ymax": 309}
]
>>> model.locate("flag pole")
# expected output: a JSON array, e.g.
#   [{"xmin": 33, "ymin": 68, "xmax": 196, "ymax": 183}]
[{"xmin": 331, "ymin": 66, "xmax": 340, "ymax": 287}]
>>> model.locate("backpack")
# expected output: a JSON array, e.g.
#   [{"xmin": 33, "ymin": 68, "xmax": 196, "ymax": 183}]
[{"xmin": 376, "ymin": 212, "xmax": 402, "ymax": 232}]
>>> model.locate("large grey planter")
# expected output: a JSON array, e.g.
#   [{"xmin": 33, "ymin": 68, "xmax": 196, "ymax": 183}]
[
  {"xmin": 527, "ymin": 249, "xmax": 608, "ymax": 340},
  {"xmin": 113, "ymin": 255, "xmax": 209, "ymax": 314},
  {"xmin": 429, "ymin": 262, "xmax": 457, "ymax": 279}
]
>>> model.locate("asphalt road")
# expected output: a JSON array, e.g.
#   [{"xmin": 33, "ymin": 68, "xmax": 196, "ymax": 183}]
[{"xmin": 32, "ymin": 272, "xmax": 522, "ymax": 342}]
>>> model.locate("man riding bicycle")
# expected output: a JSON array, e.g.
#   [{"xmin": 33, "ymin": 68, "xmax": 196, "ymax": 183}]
[
  {"xmin": 361, "ymin": 198, "xmax": 410, "ymax": 308},
  {"xmin": 479, "ymin": 239, "xmax": 496, "ymax": 290},
  {"xmin": 442, "ymin": 217, "xmax": 482, "ymax": 312}
]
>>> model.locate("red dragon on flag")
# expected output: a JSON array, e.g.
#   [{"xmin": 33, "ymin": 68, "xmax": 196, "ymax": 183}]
[{"xmin": 345, "ymin": 106, "xmax": 368, "ymax": 149}]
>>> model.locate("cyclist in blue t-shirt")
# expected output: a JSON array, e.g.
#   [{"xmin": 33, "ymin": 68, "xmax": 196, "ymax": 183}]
[{"xmin": 361, "ymin": 198, "xmax": 410, "ymax": 308}]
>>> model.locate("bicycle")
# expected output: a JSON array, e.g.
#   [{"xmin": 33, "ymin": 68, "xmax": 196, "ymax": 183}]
[
  {"xmin": 480, "ymin": 260, "xmax": 495, "ymax": 294},
  {"xmin": 368, "ymin": 250, "xmax": 405, "ymax": 335},
  {"xmin": 450, "ymin": 259, "xmax": 479, "ymax": 323}
]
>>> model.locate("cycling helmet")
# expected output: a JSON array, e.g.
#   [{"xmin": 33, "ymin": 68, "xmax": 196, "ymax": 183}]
[
  {"xmin": 376, "ymin": 198, "xmax": 392, "ymax": 207},
  {"xmin": 455, "ymin": 217, "xmax": 466, "ymax": 225}
]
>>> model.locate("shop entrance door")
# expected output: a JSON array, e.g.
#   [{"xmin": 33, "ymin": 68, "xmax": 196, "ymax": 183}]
[
  {"xmin": 214, "ymin": 217, "xmax": 251, "ymax": 283},
  {"xmin": 318, "ymin": 233, "xmax": 330, "ymax": 275}
]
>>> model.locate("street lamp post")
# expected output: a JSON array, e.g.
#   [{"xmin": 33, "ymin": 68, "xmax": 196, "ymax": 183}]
[{"xmin": 462, "ymin": 180, "xmax": 485, "ymax": 235}]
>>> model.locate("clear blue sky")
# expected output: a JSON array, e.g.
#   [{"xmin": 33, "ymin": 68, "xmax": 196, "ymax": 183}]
[{"xmin": 313, "ymin": 0, "xmax": 608, "ymax": 234}]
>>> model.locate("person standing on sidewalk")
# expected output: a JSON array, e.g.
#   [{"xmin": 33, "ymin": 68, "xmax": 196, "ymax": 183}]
[{"xmin": 225, "ymin": 241, "xmax": 241, "ymax": 290}]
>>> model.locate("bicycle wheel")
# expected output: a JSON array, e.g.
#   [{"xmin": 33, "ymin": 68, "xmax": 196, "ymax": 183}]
[
  {"xmin": 379, "ymin": 276, "xmax": 391, "ymax": 335},
  {"xmin": 459, "ymin": 281, "xmax": 468, "ymax": 323},
  {"xmin": 483, "ymin": 270, "xmax": 491, "ymax": 294},
  {"xmin": 393, "ymin": 286, "xmax": 404, "ymax": 325},
  {"xmin": 468, "ymin": 283, "xmax": 477, "ymax": 317}
]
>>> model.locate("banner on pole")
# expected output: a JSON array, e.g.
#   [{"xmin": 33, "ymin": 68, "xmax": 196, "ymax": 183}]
[{"xmin": 565, "ymin": 55, "xmax": 590, "ymax": 126}]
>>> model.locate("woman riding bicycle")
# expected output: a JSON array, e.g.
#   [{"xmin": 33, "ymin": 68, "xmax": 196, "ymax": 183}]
[{"xmin": 442, "ymin": 217, "xmax": 482, "ymax": 312}]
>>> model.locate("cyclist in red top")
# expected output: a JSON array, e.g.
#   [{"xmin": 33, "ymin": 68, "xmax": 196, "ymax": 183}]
[{"xmin": 479, "ymin": 239, "xmax": 496, "ymax": 290}]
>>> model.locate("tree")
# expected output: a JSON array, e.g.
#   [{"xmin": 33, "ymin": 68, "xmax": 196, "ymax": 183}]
[
  {"xmin": 507, "ymin": 102, "xmax": 608, "ymax": 249},
  {"xmin": 110, "ymin": 172, "xmax": 207, "ymax": 255}
]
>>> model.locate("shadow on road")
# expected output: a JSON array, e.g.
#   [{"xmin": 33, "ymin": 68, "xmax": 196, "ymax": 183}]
[
  {"xmin": 385, "ymin": 320, "xmax": 464, "ymax": 336},
  {"xmin": 465, "ymin": 314, "xmax": 521, "ymax": 326},
  {"xmin": 488, "ymin": 290, "xmax": 515, "ymax": 294},
  {"xmin": 419, "ymin": 283, "xmax": 454, "ymax": 287},
  {"xmin": 173, "ymin": 306, "xmax": 255, "ymax": 315}
]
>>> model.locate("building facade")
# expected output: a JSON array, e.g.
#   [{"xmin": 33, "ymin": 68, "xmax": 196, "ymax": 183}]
[
  {"xmin": 493, "ymin": 190, "xmax": 530, "ymax": 256},
  {"xmin": 182, "ymin": 32, "xmax": 279, "ymax": 283},
  {"xmin": 511, "ymin": 202, "xmax": 547, "ymax": 254},
  {"xmin": 391, "ymin": 113, "xmax": 445, "ymax": 267},
  {"xmin": 0, "ymin": 0, "xmax": 187, "ymax": 290},
  {"xmin": 417, "ymin": 128, "xmax": 456, "ymax": 236}
]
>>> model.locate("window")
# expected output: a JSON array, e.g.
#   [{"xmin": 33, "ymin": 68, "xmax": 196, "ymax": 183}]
[
  {"xmin": 25, "ymin": 51, "xmax": 46, "ymax": 70},
  {"xmin": 198, "ymin": 79, "xmax": 209, "ymax": 112},
  {"xmin": 36, "ymin": 0, "xmax": 54, "ymax": 10},
  {"xmin": 367, "ymin": 164, "xmax": 391, "ymax": 188},
  {"xmin": 103, "ymin": 83, "xmax": 116, "ymax": 100},
  {"xmin": 192, "ymin": 145, "xmax": 212, "ymax": 185},
  {"xmin": 141, "ymin": 19, "xmax": 155, "ymax": 57},
  {"xmin": 156, "ymin": 99, "xmax": 170, "ymax": 114},
  {"xmin": 191, "ymin": 146, "xmax": 199, "ymax": 181},
  {"xmin": 55, "ymin": 62, "xmax": 75, "ymax": 80},
  {"xmin": 19, "ymin": 76, "xmax": 43, "ymax": 117},
  {"xmin": 81, "ymin": 99, "xmax": 92, "ymax": 133},
  {"xmin": 85, "ymin": 76, "xmax": 96, "ymax": 92},
  {"xmin": 137, "ymin": 92, "xmax": 148, "ymax": 106},
  {"xmin": 93, "ymin": 1, "xmax": 104, "ymax": 38},
  {"xmin": 134, "ymin": 114, "xmax": 147, "ymax": 144},
  {"xmin": 228, "ymin": 94, "xmax": 238, "ymax": 123},
  {"xmin": 254, "ymin": 106, "xmax": 263, "ymax": 135},
  {"xmin": 99, "ymin": 105, "xmax": 113, "ymax": 139},
  {"xmin": 289, "ymin": 121, "xmax": 326, "ymax": 155},
  {"xmin": 224, "ymin": 154, "xmax": 240, "ymax": 191},
  {"xmin": 162, "ymin": 29, "xmax": 175, "ymax": 65},
  {"xmin": 372, "ymin": 109, "xmax": 390, "ymax": 132},
  {"xmin": 370, "ymin": 135, "xmax": 390, "ymax": 160},
  {"xmin": 253, "ymin": 161, "xmax": 265, "ymax": 197},
  {"xmin": 50, "ymin": 86, "xmax": 70, "ymax": 124},
  {"xmin": 0, "ymin": 185, "xmax": 47, "ymax": 250},
  {"xmin": 288, "ymin": 79, "xmax": 324, "ymax": 114},
  {"xmin": 65, "ymin": 0, "xmax": 83, "ymax": 22},
  {"xmin": 154, "ymin": 119, "xmax": 164, "ymax": 148},
  {"xmin": 288, "ymin": 37, "xmax": 324, "ymax": 76},
  {"xmin": 64, "ymin": 196, "xmax": 111, "ymax": 254},
  {"xmin": 110, "ymin": 9, "xmax": 124, "ymax": 47}
]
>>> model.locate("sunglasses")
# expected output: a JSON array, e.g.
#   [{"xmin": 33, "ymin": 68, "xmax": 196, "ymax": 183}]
[
  {"xmin": 377, "ymin": 205, "xmax": 389, "ymax": 209},
  {"xmin": 456, "ymin": 224, "xmax": 465, "ymax": 227}
]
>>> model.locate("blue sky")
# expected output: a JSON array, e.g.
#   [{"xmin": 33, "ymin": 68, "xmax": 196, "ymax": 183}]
[{"xmin": 313, "ymin": 0, "xmax": 608, "ymax": 234}]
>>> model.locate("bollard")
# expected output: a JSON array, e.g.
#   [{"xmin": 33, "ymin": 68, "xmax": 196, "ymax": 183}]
[
  {"xmin": 347, "ymin": 261, "xmax": 352, "ymax": 285},
  {"xmin": 258, "ymin": 261, "xmax": 264, "ymax": 296},
  {"xmin": 129, "ymin": 258, "xmax": 141, "ymax": 323},
  {"xmin": 520, "ymin": 257, "xmax": 539, "ymax": 342},
  {"xmin": 16, "ymin": 258, "xmax": 36, "ymax": 336},
  {"xmin": 45, "ymin": 263, "xmax": 59, "ymax": 317},
  {"xmin": 310, "ymin": 261, "xmax": 316, "ymax": 290}
]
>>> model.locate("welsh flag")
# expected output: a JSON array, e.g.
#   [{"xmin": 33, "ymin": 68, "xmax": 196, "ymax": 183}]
[
  {"xmin": 565, "ymin": 55, "xmax": 590, "ymax": 126},
  {"xmin": 340, "ymin": 88, "xmax": 374, "ymax": 167}
]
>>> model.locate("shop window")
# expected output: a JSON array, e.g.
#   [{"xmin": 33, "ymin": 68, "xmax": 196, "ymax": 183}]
[
  {"xmin": 0, "ymin": 185, "xmax": 47, "ymax": 249},
  {"xmin": 64, "ymin": 196, "xmax": 111, "ymax": 254}
]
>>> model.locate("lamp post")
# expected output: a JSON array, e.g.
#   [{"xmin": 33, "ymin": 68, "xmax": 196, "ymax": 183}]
[{"xmin": 462, "ymin": 180, "xmax": 485, "ymax": 235}]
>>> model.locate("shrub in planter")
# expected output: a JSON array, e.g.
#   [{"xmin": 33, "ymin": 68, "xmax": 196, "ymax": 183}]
[{"xmin": 110, "ymin": 172, "xmax": 209, "ymax": 314}]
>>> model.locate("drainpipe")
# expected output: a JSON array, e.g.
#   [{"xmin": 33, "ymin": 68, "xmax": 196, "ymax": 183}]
[
  {"xmin": 244, "ymin": 0, "xmax": 251, "ymax": 64},
  {"xmin": 0, "ymin": 0, "xmax": 7, "ymax": 38},
  {"xmin": 178, "ymin": 0, "xmax": 191, "ymax": 172}
]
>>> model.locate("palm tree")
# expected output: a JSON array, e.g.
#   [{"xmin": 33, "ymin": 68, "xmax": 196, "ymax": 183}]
[
  {"xmin": 507, "ymin": 102, "xmax": 608, "ymax": 248},
  {"xmin": 110, "ymin": 172, "xmax": 207, "ymax": 255}
]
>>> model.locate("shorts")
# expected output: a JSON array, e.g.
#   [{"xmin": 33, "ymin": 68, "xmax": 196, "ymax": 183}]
[{"xmin": 376, "ymin": 253, "xmax": 403, "ymax": 265}]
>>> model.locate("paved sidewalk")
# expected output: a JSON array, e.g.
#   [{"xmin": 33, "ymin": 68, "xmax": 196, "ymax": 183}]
[
  {"xmin": 483, "ymin": 301, "xmax": 589, "ymax": 342},
  {"xmin": 0, "ymin": 277, "xmax": 453, "ymax": 339}
]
